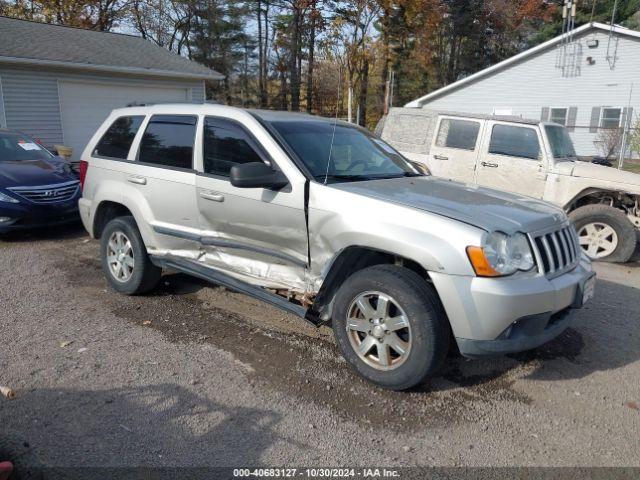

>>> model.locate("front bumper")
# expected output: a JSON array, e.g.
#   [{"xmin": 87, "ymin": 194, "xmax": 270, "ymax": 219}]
[
  {"xmin": 0, "ymin": 197, "xmax": 80, "ymax": 233},
  {"xmin": 430, "ymin": 257, "xmax": 594, "ymax": 357}
]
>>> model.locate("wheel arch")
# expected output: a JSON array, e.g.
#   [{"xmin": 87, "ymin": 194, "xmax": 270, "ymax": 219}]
[
  {"xmin": 93, "ymin": 201, "xmax": 135, "ymax": 240},
  {"xmin": 311, "ymin": 246, "xmax": 431, "ymax": 321},
  {"xmin": 564, "ymin": 187, "xmax": 638, "ymax": 213}
]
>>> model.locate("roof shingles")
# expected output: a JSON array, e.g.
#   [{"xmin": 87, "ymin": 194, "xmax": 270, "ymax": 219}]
[{"xmin": 0, "ymin": 16, "xmax": 222, "ymax": 80}]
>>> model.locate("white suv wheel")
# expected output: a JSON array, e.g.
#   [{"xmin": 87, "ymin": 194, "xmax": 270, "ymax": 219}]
[
  {"xmin": 106, "ymin": 230, "xmax": 135, "ymax": 282},
  {"xmin": 578, "ymin": 222, "xmax": 618, "ymax": 259}
]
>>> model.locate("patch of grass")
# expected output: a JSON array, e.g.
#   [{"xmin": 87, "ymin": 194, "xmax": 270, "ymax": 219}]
[{"xmin": 610, "ymin": 160, "xmax": 640, "ymax": 174}]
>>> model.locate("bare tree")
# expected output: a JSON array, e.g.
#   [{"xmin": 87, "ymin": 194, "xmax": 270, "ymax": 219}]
[
  {"xmin": 130, "ymin": 0, "xmax": 196, "ymax": 53},
  {"xmin": 595, "ymin": 128, "xmax": 623, "ymax": 159}
]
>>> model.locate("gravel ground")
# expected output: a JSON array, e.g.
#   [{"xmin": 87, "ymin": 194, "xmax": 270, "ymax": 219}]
[{"xmin": 0, "ymin": 224, "xmax": 639, "ymax": 473}]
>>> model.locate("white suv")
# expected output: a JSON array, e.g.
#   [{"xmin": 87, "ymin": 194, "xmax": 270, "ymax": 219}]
[{"xmin": 78, "ymin": 104, "xmax": 595, "ymax": 390}]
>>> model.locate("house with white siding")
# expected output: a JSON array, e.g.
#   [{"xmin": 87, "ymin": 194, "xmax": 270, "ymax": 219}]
[
  {"xmin": 0, "ymin": 16, "xmax": 223, "ymax": 159},
  {"xmin": 406, "ymin": 22, "xmax": 640, "ymax": 157}
]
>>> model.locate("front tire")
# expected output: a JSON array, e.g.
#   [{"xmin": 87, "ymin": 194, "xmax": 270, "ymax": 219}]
[
  {"xmin": 331, "ymin": 265, "xmax": 450, "ymax": 390},
  {"xmin": 569, "ymin": 204, "xmax": 636, "ymax": 263},
  {"xmin": 100, "ymin": 216, "xmax": 162, "ymax": 295}
]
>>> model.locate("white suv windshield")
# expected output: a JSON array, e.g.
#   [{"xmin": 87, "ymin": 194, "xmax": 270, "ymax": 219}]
[
  {"xmin": 545, "ymin": 125, "xmax": 577, "ymax": 160},
  {"xmin": 269, "ymin": 120, "xmax": 419, "ymax": 183}
]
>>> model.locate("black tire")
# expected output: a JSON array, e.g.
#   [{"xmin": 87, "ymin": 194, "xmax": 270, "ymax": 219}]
[
  {"xmin": 331, "ymin": 264, "xmax": 450, "ymax": 390},
  {"xmin": 569, "ymin": 204, "xmax": 637, "ymax": 263},
  {"xmin": 100, "ymin": 216, "xmax": 162, "ymax": 295}
]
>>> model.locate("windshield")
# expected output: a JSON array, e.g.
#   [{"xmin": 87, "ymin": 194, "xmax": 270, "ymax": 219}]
[
  {"xmin": 0, "ymin": 131, "xmax": 53, "ymax": 162},
  {"xmin": 545, "ymin": 125, "xmax": 576, "ymax": 160},
  {"xmin": 269, "ymin": 120, "xmax": 419, "ymax": 182}
]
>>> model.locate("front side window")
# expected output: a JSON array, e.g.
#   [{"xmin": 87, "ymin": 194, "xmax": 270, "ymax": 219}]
[
  {"xmin": 138, "ymin": 115, "xmax": 197, "ymax": 169},
  {"xmin": 269, "ymin": 120, "xmax": 419, "ymax": 183},
  {"xmin": 600, "ymin": 108, "xmax": 621, "ymax": 129},
  {"xmin": 0, "ymin": 131, "xmax": 53, "ymax": 162},
  {"xmin": 203, "ymin": 118, "xmax": 264, "ymax": 177},
  {"xmin": 489, "ymin": 124, "xmax": 540, "ymax": 160},
  {"xmin": 550, "ymin": 108, "xmax": 568, "ymax": 126},
  {"xmin": 435, "ymin": 118, "xmax": 480, "ymax": 151},
  {"xmin": 94, "ymin": 116, "xmax": 144, "ymax": 159}
]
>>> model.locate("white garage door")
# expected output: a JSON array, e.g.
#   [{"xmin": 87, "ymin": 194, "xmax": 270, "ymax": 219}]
[{"xmin": 59, "ymin": 81, "xmax": 190, "ymax": 159}]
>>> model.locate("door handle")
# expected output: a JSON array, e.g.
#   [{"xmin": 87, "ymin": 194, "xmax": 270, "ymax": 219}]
[
  {"xmin": 434, "ymin": 155, "xmax": 449, "ymax": 161},
  {"xmin": 127, "ymin": 175, "xmax": 147, "ymax": 185},
  {"xmin": 481, "ymin": 162, "xmax": 499, "ymax": 168},
  {"xmin": 200, "ymin": 191, "xmax": 225, "ymax": 202}
]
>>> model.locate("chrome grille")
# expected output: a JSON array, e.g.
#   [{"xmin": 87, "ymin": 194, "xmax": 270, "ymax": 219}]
[
  {"xmin": 531, "ymin": 224, "xmax": 580, "ymax": 277},
  {"xmin": 8, "ymin": 180, "xmax": 79, "ymax": 204}
]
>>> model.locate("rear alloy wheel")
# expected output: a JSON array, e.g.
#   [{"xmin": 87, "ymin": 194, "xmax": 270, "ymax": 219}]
[
  {"xmin": 100, "ymin": 216, "xmax": 162, "ymax": 295},
  {"xmin": 569, "ymin": 204, "xmax": 637, "ymax": 263},
  {"xmin": 106, "ymin": 231, "xmax": 135, "ymax": 282}
]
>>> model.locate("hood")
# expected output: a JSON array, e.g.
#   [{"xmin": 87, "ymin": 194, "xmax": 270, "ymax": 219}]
[
  {"xmin": 0, "ymin": 157, "xmax": 76, "ymax": 188},
  {"xmin": 331, "ymin": 176, "xmax": 566, "ymax": 234},
  {"xmin": 566, "ymin": 161, "xmax": 640, "ymax": 188}
]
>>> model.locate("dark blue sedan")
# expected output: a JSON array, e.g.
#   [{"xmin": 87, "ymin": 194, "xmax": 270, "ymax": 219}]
[{"xmin": 0, "ymin": 129, "xmax": 80, "ymax": 233}]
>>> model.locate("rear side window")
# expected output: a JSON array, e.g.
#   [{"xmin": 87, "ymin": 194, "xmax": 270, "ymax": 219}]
[
  {"xmin": 489, "ymin": 125, "xmax": 540, "ymax": 160},
  {"xmin": 435, "ymin": 119, "xmax": 480, "ymax": 151},
  {"xmin": 203, "ymin": 117, "xmax": 264, "ymax": 177},
  {"xmin": 138, "ymin": 115, "xmax": 197, "ymax": 169},
  {"xmin": 93, "ymin": 116, "xmax": 144, "ymax": 159}
]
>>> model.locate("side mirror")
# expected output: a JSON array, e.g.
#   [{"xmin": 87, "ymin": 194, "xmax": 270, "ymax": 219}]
[{"xmin": 230, "ymin": 162, "xmax": 289, "ymax": 190}]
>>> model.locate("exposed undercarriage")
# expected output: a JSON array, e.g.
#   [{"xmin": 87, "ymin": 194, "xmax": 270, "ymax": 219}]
[{"xmin": 573, "ymin": 190, "xmax": 640, "ymax": 229}]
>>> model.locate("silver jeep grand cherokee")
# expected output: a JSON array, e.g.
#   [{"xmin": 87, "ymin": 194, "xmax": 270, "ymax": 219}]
[{"xmin": 78, "ymin": 104, "xmax": 595, "ymax": 390}]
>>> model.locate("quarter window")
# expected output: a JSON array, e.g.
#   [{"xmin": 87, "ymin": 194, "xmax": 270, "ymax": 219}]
[
  {"xmin": 203, "ymin": 118, "xmax": 265, "ymax": 177},
  {"xmin": 600, "ymin": 108, "xmax": 621, "ymax": 129},
  {"xmin": 550, "ymin": 108, "xmax": 568, "ymax": 126},
  {"xmin": 435, "ymin": 119, "xmax": 480, "ymax": 151},
  {"xmin": 138, "ymin": 115, "xmax": 197, "ymax": 169},
  {"xmin": 93, "ymin": 116, "xmax": 144, "ymax": 159},
  {"xmin": 489, "ymin": 125, "xmax": 540, "ymax": 160}
]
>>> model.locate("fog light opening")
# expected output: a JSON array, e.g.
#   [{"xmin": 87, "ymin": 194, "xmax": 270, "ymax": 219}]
[{"xmin": 0, "ymin": 217, "xmax": 12, "ymax": 224}]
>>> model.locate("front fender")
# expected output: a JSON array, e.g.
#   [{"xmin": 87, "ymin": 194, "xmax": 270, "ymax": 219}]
[{"xmin": 308, "ymin": 184, "xmax": 483, "ymax": 289}]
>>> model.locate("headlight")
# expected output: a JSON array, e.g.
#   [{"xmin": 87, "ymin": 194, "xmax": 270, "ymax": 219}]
[
  {"xmin": 467, "ymin": 231, "xmax": 535, "ymax": 277},
  {"xmin": 0, "ymin": 191, "xmax": 19, "ymax": 204}
]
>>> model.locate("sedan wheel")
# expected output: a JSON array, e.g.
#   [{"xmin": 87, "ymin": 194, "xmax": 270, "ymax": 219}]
[
  {"xmin": 346, "ymin": 291, "xmax": 412, "ymax": 371},
  {"xmin": 578, "ymin": 222, "xmax": 618, "ymax": 259},
  {"xmin": 106, "ymin": 231, "xmax": 135, "ymax": 282}
]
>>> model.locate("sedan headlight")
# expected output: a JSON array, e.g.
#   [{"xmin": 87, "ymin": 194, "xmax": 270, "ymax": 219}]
[
  {"xmin": 467, "ymin": 231, "xmax": 535, "ymax": 277},
  {"xmin": 0, "ymin": 191, "xmax": 19, "ymax": 204}
]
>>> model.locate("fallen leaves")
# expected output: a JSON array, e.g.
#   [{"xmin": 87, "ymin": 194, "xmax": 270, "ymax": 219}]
[{"xmin": 0, "ymin": 386, "xmax": 16, "ymax": 400}]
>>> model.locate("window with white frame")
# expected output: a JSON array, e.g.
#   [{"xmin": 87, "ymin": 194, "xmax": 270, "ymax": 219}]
[
  {"xmin": 550, "ymin": 108, "xmax": 568, "ymax": 125},
  {"xmin": 600, "ymin": 108, "xmax": 622, "ymax": 129}
]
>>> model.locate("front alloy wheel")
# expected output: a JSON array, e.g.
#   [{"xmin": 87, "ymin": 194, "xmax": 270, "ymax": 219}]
[
  {"xmin": 346, "ymin": 291, "xmax": 411, "ymax": 371},
  {"xmin": 332, "ymin": 265, "xmax": 449, "ymax": 390},
  {"xmin": 569, "ymin": 204, "xmax": 637, "ymax": 263},
  {"xmin": 577, "ymin": 222, "xmax": 618, "ymax": 259}
]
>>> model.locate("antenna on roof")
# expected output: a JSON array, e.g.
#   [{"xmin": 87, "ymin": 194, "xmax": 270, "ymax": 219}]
[
  {"xmin": 323, "ymin": 64, "xmax": 342, "ymax": 185},
  {"xmin": 557, "ymin": 0, "xmax": 580, "ymax": 77}
]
